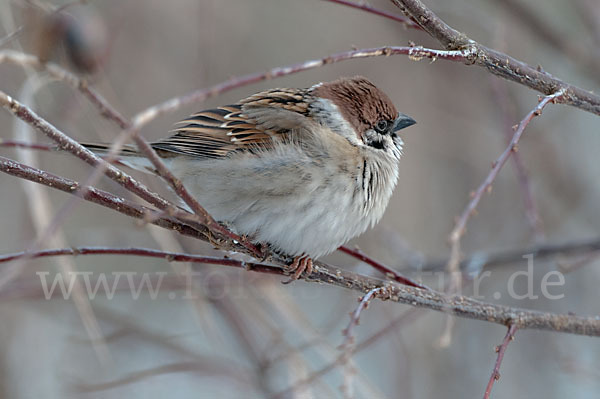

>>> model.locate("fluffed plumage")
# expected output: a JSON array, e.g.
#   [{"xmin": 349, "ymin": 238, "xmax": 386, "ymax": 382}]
[{"xmin": 82, "ymin": 76, "xmax": 416, "ymax": 272}]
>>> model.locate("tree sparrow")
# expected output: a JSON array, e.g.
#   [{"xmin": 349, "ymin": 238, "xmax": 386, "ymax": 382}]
[{"xmin": 85, "ymin": 76, "xmax": 416, "ymax": 281}]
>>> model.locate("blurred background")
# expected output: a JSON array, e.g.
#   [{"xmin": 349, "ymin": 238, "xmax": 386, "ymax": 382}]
[{"xmin": 1, "ymin": 0, "xmax": 599, "ymax": 398}]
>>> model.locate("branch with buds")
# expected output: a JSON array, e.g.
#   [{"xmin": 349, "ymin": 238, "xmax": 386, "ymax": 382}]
[{"xmin": 483, "ymin": 324, "xmax": 518, "ymax": 399}]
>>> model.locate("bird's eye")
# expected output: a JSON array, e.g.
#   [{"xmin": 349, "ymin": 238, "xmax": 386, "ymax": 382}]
[{"xmin": 375, "ymin": 120, "xmax": 389, "ymax": 134}]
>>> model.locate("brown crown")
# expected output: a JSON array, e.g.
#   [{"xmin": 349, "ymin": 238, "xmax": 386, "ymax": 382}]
[{"xmin": 312, "ymin": 76, "xmax": 398, "ymax": 135}]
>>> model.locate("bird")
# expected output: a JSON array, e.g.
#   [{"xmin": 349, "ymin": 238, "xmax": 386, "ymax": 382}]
[{"xmin": 84, "ymin": 76, "xmax": 416, "ymax": 282}]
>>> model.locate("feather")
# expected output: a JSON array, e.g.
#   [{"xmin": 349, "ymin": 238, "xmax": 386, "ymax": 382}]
[{"xmin": 151, "ymin": 90, "xmax": 314, "ymax": 160}]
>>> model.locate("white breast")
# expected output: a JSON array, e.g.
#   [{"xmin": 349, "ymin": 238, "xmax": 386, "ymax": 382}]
[{"xmin": 167, "ymin": 133, "xmax": 400, "ymax": 258}]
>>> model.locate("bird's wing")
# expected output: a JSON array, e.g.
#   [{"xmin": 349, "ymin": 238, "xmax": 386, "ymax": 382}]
[{"xmin": 152, "ymin": 88, "xmax": 313, "ymax": 159}]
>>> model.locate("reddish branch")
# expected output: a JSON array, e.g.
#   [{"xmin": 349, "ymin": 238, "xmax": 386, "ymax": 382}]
[
  {"xmin": 0, "ymin": 246, "xmax": 281, "ymax": 275},
  {"xmin": 0, "ymin": 139, "xmax": 52, "ymax": 151},
  {"xmin": 483, "ymin": 325, "xmax": 518, "ymax": 399},
  {"xmin": 322, "ymin": 0, "xmax": 420, "ymax": 28},
  {"xmin": 446, "ymin": 90, "xmax": 565, "ymax": 280},
  {"xmin": 338, "ymin": 245, "xmax": 428, "ymax": 289},
  {"xmin": 388, "ymin": 0, "xmax": 600, "ymax": 116}
]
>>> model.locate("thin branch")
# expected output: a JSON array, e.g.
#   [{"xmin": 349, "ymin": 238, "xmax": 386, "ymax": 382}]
[
  {"xmin": 0, "ymin": 139, "xmax": 52, "ymax": 151},
  {"xmin": 339, "ymin": 287, "xmax": 386, "ymax": 399},
  {"xmin": 389, "ymin": 0, "xmax": 600, "ymax": 116},
  {"xmin": 129, "ymin": 46, "xmax": 469, "ymax": 129},
  {"xmin": 0, "ymin": 26, "xmax": 24, "ymax": 48},
  {"xmin": 74, "ymin": 361, "xmax": 254, "ymax": 393},
  {"xmin": 339, "ymin": 245, "xmax": 428, "ymax": 289},
  {"xmin": 490, "ymin": 79, "xmax": 544, "ymax": 240},
  {"xmin": 417, "ymin": 236, "xmax": 600, "ymax": 272},
  {"xmin": 557, "ymin": 251, "xmax": 600, "ymax": 274},
  {"xmin": 322, "ymin": 0, "xmax": 420, "ymax": 28},
  {"xmin": 0, "ymin": 246, "xmax": 280, "ymax": 275},
  {"xmin": 446, "ymin": 90, "xmax": 565, "ymax": 287},
  {"xmin": 483, "ymin": 324, "xmax": 518, "ymax": 399}
]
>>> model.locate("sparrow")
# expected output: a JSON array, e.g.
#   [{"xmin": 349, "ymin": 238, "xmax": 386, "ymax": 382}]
[{"xmin": 84, "ymin": 76, "xmax": 416, "ymax": 281}]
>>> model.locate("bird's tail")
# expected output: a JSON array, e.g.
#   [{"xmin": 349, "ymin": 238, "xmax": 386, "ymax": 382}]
[
  {"xmin": 80, "ymin": 142, "xmax": 156, "ymax": 173},
  {"xmin": 79, "ymin": 142, "xmax": 140, "ymax": 156}
]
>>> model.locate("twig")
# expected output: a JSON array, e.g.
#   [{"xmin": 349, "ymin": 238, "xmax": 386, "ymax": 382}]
[
  {"xmin": 74, "ymin": 361, "xmax": 254, "ymax": 393},
  {"xmin": 483, "ymin": 324, "xmax": 518, "ymax": 399},
  {"xmin": 339, "ymin": 245, "xmax": 428, "ymax": 289},
  {"xmin": 439, "ymin": 90, "xmax": 563, "ymax": 346},
  {"xmin": 446, "ymin": 90, "xmax": 565, "ymax": 288},
  {"xmin": 489, "ymin": 79, "xmax": 544, "ymax": 240},
  {"xmin": 417, "ymin": 236, "xmax": 600, "ymax": 272},
  {"xmin": 322, "ymin": 0, "xmax": 420, "ymax": 28},
  {"xmin": 557, "ymin": 251, "xmax": 600, "ymax": 274},
  {"xmin": 0, "ymin": 139, "xmax": 52, "ymax": 151},
  {"xmin": 0, "ymin": 246, "xmax": 280, "ymax": 275},
  {"xmin": 389, "ymin": 0, "xmax": 600, "ymax": 115},
  {"xmin": 339, "ymin": 287, "xmax": 386, "ymax": 399},
  {"xmin": 129, "ymin": 45, "xmax": 470, "ymax": 129},
  {"xmin": 0, "ymin": 26, "xmax": 24, "ymax": 48}
]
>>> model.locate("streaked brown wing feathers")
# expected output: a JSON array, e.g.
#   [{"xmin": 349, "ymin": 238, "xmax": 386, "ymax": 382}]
[
  {"xmin": 151, "ymin": 104, "xmax": 275, "ymax": 159},
  {"xmin": 151, "ymin": 89, "xmax": 312, "ymax": 159}
]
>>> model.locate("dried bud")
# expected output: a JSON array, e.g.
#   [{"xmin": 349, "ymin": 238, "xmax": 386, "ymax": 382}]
[{"xmin": 28, "ymin": 6, "xmax": 109, "ymax": 74}]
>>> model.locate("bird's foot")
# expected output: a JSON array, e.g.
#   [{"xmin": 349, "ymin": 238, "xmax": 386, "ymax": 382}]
[{"xmin": 282, "ymin": 255, "xmax": 313, "ymax": 284}]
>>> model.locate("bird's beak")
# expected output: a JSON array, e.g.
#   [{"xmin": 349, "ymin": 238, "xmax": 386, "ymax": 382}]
[{"xmin": 393, "ymin": 113, "xmax": 416, "ymax": 132}]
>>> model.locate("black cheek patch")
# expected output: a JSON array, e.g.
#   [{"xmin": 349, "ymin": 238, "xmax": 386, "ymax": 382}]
[{"xmin": 368, "ymin": 140, "xmax": 385, "ymax": 150}]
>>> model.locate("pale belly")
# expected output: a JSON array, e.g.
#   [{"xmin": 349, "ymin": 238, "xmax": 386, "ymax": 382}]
[{"xmin": 168, "ymin": 147, "xmax": 396, "ymax": 258}]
